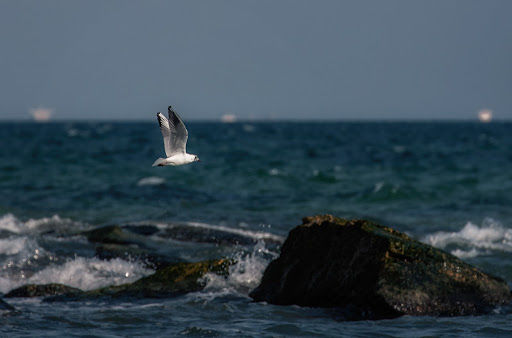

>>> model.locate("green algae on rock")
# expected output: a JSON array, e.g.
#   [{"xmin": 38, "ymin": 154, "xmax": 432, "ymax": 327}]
[
  {"xmin": 250, "ymin": 215, "xmax": 511, "ymax": 319},
  {"xmin": 45, "ymin": 259, "xmax": 234, "ymax": 301},
  {"xmin": 5, "ymin": 284, "xmax": 81, "ymax": 298}
]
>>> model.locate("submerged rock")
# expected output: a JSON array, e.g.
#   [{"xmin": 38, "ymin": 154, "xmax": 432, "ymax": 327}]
[
  {"xmin": 45, "ymin": 259, "xmax": 234, "ymax": 301},
  {"xmin": 5, "ymin": 284, "xmax": 81, "ymax": 298},
  {"xmin": 250, "ymin": 215, "xmax": 511, "ymax": 319}
]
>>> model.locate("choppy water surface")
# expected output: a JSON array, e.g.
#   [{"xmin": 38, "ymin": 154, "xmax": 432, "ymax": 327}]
[{"xmin": 1, "ymin": 121, "xmax": 512, "ymax": 336}]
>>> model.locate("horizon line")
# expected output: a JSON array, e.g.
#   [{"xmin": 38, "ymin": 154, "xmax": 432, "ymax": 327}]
[{"xmin": 0, "ymin": 117, "xmax": 511, "ymax": 123}]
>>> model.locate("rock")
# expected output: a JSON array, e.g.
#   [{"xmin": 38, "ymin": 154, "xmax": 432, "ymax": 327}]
[
  {"xmin": 250, "ymin": 215, "xmax": 511, "ymax": 319},
  {"xmin": 84, "ymin": 225, "xmax": 148, "ymax": 247},
  {"xmin": 95, "ymin": 244, "xmax": 175, "ymax": 269},
  {"xmin": 5, "ymin": 283, "xmax": 81, "ymax": 298},
  {"xmin": 45, "ymin": 258, "xmax": 234, "ymax": 301},
  {"xmin": 160, "ymin": 225, "xmax": 282, "ymax": 248},
  {"xmin": 161, "ymin": 225, "xmax": 257, "ymax": 246}
]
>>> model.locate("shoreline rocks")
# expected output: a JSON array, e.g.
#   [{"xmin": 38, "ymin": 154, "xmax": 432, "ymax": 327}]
[{"xmin": 250, "ymin": 215, "xmax": 511, "ymax": 319}]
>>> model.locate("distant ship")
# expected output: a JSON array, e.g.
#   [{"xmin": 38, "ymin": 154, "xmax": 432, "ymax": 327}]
[
  {"xmin": 30, "ymin": 107, "xmax": 53, "ymax": 122},
  {"xmin": 221, "ymin": 114, "xmax": 237, "ymax": 123},
  {"xmin": 478, "ymin": 109, "xmax": 492, "ymax": 123}
]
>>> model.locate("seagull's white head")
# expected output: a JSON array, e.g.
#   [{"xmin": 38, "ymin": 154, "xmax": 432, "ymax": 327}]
[{"xmin": 194, "ymin": 155, "xmax": 200, "ymax": 162}]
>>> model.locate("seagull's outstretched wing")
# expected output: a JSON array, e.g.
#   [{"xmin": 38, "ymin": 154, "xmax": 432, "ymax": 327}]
[
  {"xmin": 167, "ymin": 106, "xmax": 188, "ymax": 154},
  {"xmin": 156, "ymin": 106, "xmax": 188, "ymax": 157}
]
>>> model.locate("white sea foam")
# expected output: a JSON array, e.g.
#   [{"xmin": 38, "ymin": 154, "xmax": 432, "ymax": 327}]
[
  {"xmin": 423, "ymin": 218, "xmax": 512, "ymax": 258},
  {"xmin": 202, "ymin": 241, "xmax": 275, "ymax": 296},
  {"xmin": 0, "ymin": 257, "xmax": 153, "ymax": 294},
  {"xmin": 137, "ymin": 176, "xmax": 165, "ymax": 186},
  {"xmin": 450, "ymin": 248, "xmax": 485, "ymax": 259},
  {"xmin": 0, "ymin": 214, "xmax": 23, "ymax": 233},
  {"xmin": 0, "ymin": 237, "xmax": 31, "ymax": 256},
  {"xmin": 0, "ymin": 213, "xmax": 80, "ymax": 234}
]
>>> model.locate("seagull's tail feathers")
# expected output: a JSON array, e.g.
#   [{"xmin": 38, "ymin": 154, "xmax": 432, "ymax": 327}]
[{"xmin": 152, "ymin": 158, "xmax": 166, "ymax": 167}]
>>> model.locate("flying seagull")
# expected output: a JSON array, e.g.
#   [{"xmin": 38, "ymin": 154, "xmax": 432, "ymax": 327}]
[{"xmin": 152, "ymin": 106, "xmax": 200, "ymax": 167}]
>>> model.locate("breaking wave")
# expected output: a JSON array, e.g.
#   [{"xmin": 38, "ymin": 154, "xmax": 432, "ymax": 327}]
[
  {"xmin": 423, "ymin": 218, "xmax": 512, "ymax": 258},
  {"xmin": 200, "ymin": 241, "xmax": 277, "ymax": 298},
  {"xmin": 0, "ymin": 257, "xmax": 153, "ymax": 294},
  {"xmin": 0, "ymin": 213, "xmax": 81, "ymax": 234}
]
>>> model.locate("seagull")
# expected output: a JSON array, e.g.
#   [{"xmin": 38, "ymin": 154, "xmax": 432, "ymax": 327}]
[{"xmin": 152, "ymin": 106, "xmax": 200, "ymax": 167}]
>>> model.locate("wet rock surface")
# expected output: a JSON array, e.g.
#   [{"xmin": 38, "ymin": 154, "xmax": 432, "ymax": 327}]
[
  {"xmin": 5, "ymin": 283, "xmax": 81, "ymax": 298},
  {"xmin": 250, "ymin": 215, "xmax": 512, "ymax": 319}
]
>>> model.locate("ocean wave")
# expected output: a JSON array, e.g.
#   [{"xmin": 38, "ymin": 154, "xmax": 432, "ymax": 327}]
[
  {"xmin": 201, "ymin": 241, "xmax": 276, "ymax": 297},
  {"xmin": 422, "ymin": 218, "xmax": 512, "ymax": 258},
  {"xmin": 0, "ymin": 213, "xmax": 81, "ymax": 234},
  {"xmin": 0, "ymin": 257, "xmax": 153, "ymax": 294},
  {"xmin": 0, "ymin": 237, "xmax": 36, "ymax": 256}
]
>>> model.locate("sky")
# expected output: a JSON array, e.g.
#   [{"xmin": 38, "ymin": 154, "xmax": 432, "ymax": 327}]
[{"xmin": 0, "ymin": 0, "xmax": 511, "ymax": 121}]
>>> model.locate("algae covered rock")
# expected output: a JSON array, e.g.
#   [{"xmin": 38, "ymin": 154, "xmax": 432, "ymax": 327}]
[
  {"xmin": 250, "ymin": 215, "xmax": 511, "ymax": 318},
  {"xmin": 46, "ymin": 258, "xmax": 234, "ymax": 301},
  {"xmin": 5, "ymin": 283, "xmax": 81, "ymax": 298}
]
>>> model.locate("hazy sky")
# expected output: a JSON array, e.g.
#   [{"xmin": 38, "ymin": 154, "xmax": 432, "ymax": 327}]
[{"xmin": 1, "ymin": 0, "xmax": 511, "ymax": 120}]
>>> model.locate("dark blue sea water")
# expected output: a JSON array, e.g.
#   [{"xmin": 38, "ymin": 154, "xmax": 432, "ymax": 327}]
[{"xmin": 1, "ymin": 121, "xmax": 512, "ymax": 336}]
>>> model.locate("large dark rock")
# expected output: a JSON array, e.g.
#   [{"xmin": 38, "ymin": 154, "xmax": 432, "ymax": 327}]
[
  {"xmin": 45, "ymin": 258, "xmax": 234, "ymax": 301},
  {"xmin": 250, "ymin": 215, "xmax": 511, "ymax": 319},
  {"xmin": 5, "ymin": 283, "xmax": 81, "ymax": 298}
]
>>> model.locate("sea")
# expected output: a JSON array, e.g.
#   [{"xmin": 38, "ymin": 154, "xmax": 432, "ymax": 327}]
[{"xmin": 1, "ymin": 121, "xmax": 512, "ymax": 337}]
